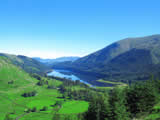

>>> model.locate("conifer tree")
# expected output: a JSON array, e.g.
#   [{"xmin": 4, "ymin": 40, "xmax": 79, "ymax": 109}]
[{"xmin": 108, "ymin": 88, "xmax": 129, "ymax": 120}]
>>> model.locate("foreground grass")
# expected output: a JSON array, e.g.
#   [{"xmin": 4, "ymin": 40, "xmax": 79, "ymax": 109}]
[
  {"xmin": 59, "ymin": 101, "xmax": 89, "ymax": 114},
  {"xmin": 0, "ymin": 57, "xmax": 89, "ymax": 120},
  {"xmin": 1, "ymin": 84, "xmax": 89, "ymax": 120}
]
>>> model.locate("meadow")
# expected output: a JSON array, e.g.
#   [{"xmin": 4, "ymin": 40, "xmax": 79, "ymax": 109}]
[{"xmin": 0, "ymin": 57, "xmax": 89, "ymax": 120}]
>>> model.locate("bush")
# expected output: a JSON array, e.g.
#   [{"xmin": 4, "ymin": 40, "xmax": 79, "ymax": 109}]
[
  {"xmin": 31, "ymin": 107, "xmax": 37, "ymax": 112},
  {"xmin": 8, "ymin": 80, "xmax": 14, "ymax": 84},
  {"xmin": 22, "ymin": 91, "xmax": 37, "ymax": 97},
  {"xmin": 40, "ymin": 106, "xmax": 48, "ymax": 111}
]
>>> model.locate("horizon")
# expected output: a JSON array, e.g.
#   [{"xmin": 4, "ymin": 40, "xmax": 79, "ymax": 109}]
[
  {"xmin": 0, "ymin": 0, "xmax": 160, "ymax": 58},
  {"xmin": 1, "ymin": 34, "xmax": 160, "ymax": 59}
]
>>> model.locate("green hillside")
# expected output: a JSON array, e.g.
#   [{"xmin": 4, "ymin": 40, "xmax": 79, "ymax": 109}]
[
  {"xmin": 0, "ymin": 48, "xmax": 160, "ymax": 120},
  {"xmin": 1, "ymin": 34, "xmax": 160, "ymax": 120},
  {"xmin": 0, "ymin": 56, "xmax": 36, "ymax": 91},
  {"xmin": 0, "ymin": 56, "xmax": 37, "ymax": 118},
  {"xmin": 0, "ymin": 56, "xmax": 89, "ymax": 120},
  {"xmin": 53, "ymin": 34, "xmax": 160, "ymax": 82},
  {"xmin": 0, "ymin": 53, "xmax": 50, "ymax": 75}
]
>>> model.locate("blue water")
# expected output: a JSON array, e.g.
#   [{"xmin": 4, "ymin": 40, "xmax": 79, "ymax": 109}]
[
  {"xmin": 48, "ymin": 69, "xmax": 114, "ymax": 87},
  {"xmin": 47, "ymin": 69, "xmax": 90, "ymax": 85}
]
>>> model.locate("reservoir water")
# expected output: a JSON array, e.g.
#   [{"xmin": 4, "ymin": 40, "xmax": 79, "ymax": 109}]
[
  {"xmin": 48, "ymin": 69, "xmax": 114, "ymax": 87},
  {"xmin": 47, "ymin": 69, "xmax": 90, "ymax": 85}
]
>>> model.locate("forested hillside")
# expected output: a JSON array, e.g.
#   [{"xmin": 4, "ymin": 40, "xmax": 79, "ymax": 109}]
[
  {"xmin": 53, "ymin": 34, "xmax": 160, "ymax": 83},
  {"xmin": 84, "ymin": 76, "xmax": 160, "ymax": 120}
]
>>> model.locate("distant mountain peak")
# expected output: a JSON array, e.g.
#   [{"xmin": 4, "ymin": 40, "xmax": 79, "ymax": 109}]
[{"xmin": 33, "ymin": 56, "xmax": 80, "ymax": 64}]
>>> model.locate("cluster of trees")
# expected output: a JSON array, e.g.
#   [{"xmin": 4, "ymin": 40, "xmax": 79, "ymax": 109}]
[
  {"xmin": 31, "ymin": 73, "xmax": 42, "ymax": 80},
  {"xmin": 25, "ymin": 107, "xmax": 37, "ymax": 113},
  {"xmin": 48, "ymin": 76, "xmax": 89, "ymax": 88},
  {"xmin": 57, "ymin": 79, "xmax": 100, "ymax": 101},
  {"xmin": 47, "ymin": 84, "xmax": 56, "ymax": 89},
  {"xmin": 48, "ymin": 76, "xmax": 98, "ymax": 101},
  {"xmin": 22, "ymin": 90, "xmax": 37, "ymax": 97},
  {"xmin": 25, "ymin": 106, "xmax": 48, "ymax": 113},
  {"xmin": 63, "ymin": 88, "xmax": 100, "ymax": 101},
  {"xmin": 8, "ymin": 80, "xmax": 14, "ymax": 84},
  {"xmin": 32, "ymin": 74, "xmax": 48, "ymax": 86},
  {"xmin": 32, "ymin": 74, "xmax": 57, "ymax": 89},
  {"xmin": 62, "ymin": 79, "xmax": 88, "ymax": 88},
  {"xmin": 37, "ymin": 80, "xmax": 48, "ymax": 86},
  {"xmin": 40, "ymin": 106, "xmax": 48, "ymax": 111},
  {"xmin": 84, "ymin": 77, "xmax": 160, "ymax": 120}
]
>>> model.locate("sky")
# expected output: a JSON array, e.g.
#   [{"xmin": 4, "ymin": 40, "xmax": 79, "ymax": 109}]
[{"xmin": 0, "ymin": 0, "xmax": 160, "ymax": 58}]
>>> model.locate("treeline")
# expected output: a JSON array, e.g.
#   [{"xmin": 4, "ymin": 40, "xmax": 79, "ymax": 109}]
[
  {"xmin": 31, "ymin": 74, "xmax": 57, "ymax": 89},
  {"xmin": 54, "ymin": 76, "xmax": 103, "ymax": 102},
  {"xmin": 84, "ymin": 77, "xmax": 160, "ymax": 120},
  {"xmin": 59, "ymin": 86, "xmax": 100, "ymax": 101},
  {"xmin": 31, "ymin": 74, "xmax": 89, "ymax": 88},
  {"xmin": 31, "ymin": 73, "xmax": 97, "ymax": 101},
  {"xmin": 48, "ymin": 76, "xmax": 89, "ymax": 88},
  {"xmin": 22, "ymin": 90, "xmax": 37, "ymax": 97},
  {"xmin": 29, "ymin": 73, "xmax": 160, "ymax": 120}
]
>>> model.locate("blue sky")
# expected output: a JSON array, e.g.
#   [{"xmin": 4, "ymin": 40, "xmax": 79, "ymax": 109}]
[{"xmin": 0, "ymin": 0, "xmax": 159, "ymax": 58}]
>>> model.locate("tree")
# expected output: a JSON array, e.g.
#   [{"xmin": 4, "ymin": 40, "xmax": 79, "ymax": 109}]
[
  {"xmin": 31, "ymin": 107, "xmax": 37, "ymax": 112},
  {"xmin": 22, "ymin": 91, "xmax": 37, "ymax": 97},
  {"xmin": 84, "ymin": 95, "xmax": 108, "ymax": 120},
  {"xmin": 31, "ymin": 74, "xmax": 41, "ymax": 80},
  {"xmin": 26, "ymin": 108, "xmax": 31, "ymax": 113},
  {"xmin": 55, "ymin": 101, "xmax": 63, "ymax": 107},
  {"xmin": 37, "ymin": 80, "xmax": 45, "ymax": 86},
  {"xmin": 40, "ymin": 106, "xmax": 48, "ymax": 111},
  {"xmin": 126, "ymin": 81, "xmax": 157, "ymax": 116},
  {"xmin": 8, "ymin": 80, "xmax": 14, "ymax": 84},
  {"xmin": 108, "ymin": 88, "xmax": 129, "ymax": 120}
]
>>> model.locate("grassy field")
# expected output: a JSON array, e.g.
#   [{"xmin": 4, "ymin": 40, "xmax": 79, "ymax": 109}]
[
  {"xmin": 0, "ymin": 84, "xmax": 89, "ymax": 120},
  {"xmin": 59, "ymin": 101, "xmax": 89, "ymax": 114},
  {"xmin": 0, "ymin": 57, "xmax": 89, "ymax": 120},
  {"xmin": 96, "ymin": 79, "xmax": 128, "ymax": 90},
  {"xmin": 97, "ymin": 79, "xmax": 127, "ymax": 86}
]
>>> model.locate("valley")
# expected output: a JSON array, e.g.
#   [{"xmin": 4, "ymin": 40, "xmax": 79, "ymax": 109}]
[
  {"xmin": 1, "ymin": 0, "xmax": 160, "ymax": 119},
  {"xmin": 1, "ymin": 35, "xmax": 160, "ymax": 120},
  {"xmin": 52, "ymin": 35, "xmax": 160, "ymax": 83},
  {"xmin": 47, "ymin": 69, "xmax": 117, "ymax": 87},
  {"xmin": 0, "ymin": 57, "xmax": 90, "ymax": 120}
]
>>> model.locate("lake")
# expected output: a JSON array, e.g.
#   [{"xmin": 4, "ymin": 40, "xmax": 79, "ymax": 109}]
[{"xmin": 47, "ymin": 69, "xmax": 114, "ymax": 87}]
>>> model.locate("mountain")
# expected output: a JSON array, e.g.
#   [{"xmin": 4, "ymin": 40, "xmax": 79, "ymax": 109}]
[
  {"xmin": 0, "ymin": 56, "xmax": 36, "ymax": 91},
  {"xmin": 33, "ymin": 56, "xmax": 80, "ymax": 64},
  {"xmin": 0, "ymin": 53, "xmax": 50, "ymax": 75},
  {"xmin": 32, "ymin": 57, "xmax": 52, "ymax": 63},
  {"xmin": 53, "ymin": 34, "xmax": 160, "ymax": 82},
  {"xmin": 0, "ymin": 56, "xmax": 38, "ymax": 118}
]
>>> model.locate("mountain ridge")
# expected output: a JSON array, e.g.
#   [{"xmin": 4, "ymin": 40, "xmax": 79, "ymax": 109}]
[
  {"xmin": 0, "ymin": 53, "xmax": 50, "ymax": 75},
  {"xmin": 33, "ymin": 56, "xmax": 80, "ymax": 64},
  {"xmin": 53, "ymin": 34, "xmax": 160, "ymax": 82}
]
